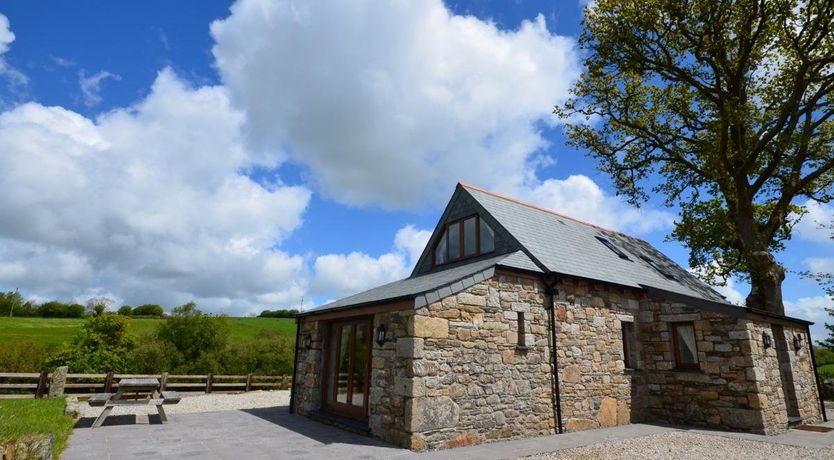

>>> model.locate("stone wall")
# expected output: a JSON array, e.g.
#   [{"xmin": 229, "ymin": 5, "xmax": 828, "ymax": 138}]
[
  {"xmin": 406, "ymin": 273, "xmax": 554, "ymax": 450},
  {"xmin": 293, "ymin": 319, "xmax": 323, "ymax": 415},
  {"xmin": 369, "ymin": 309, "xmax": 413, "ymax": 447},
  {"xmin": 553, "ymin": 277, "xmax": 640, "ymax": 431}
]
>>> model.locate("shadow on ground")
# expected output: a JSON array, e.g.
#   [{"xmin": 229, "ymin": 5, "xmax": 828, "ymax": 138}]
[{"xmin": 74, "ymin": 414, "xmax": 164, "ymax": 428}]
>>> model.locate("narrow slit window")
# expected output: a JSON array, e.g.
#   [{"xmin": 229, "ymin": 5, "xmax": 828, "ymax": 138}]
[
  {"xmin": 622, "ymin": 321, "xmax": 638, "ymax": 369},
  {"xmin": 641, "ymin": 255, "xmax": 676, "ymax": 280},
  {"xmin": 517, "ymin": 312, "xmax": 527, "ymax": 349},
  {"xmin": 596, "ymin": 236, "xmax": 629, "ymax": 260}
]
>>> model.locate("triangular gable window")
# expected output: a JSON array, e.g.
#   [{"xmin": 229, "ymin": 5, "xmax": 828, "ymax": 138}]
[{"xmin": 434, "ymin": 215, "xmax": 494, "ymax": 266}]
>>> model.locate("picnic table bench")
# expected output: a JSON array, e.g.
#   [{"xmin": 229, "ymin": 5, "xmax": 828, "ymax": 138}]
[{"xmin": 88, "ymin": 378, "xmax": 181, "ymax": 428}]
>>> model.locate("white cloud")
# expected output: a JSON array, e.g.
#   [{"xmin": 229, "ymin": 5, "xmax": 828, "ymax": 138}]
[
  {"xmin": 0, "ymin": 13, "xmax": 26, "ymax": 90},
  {"xmin": 0, "ymin": 13, "xmax": 14, "ymax": 55},
  {"xmin": 78, "ymin": 70, "xmax": 121, "ymax": 107},
  {"xmin": 711, "ymin": 278, "xmax": 746, "ymax": 306},
  {"xmin": 311, "ymin": 224, "xmax": 431, "ymax": 301},
  {"xmin": 785, "ymin": 295, "xmax": 833, "ymax": 342},
  {"xmin": 210, "ymin": 0, "xmax": 579, "ymax": 209},
  {"xmin": 794, "ymin": 199, "xmax": 833, "ymax": 243},
  {"xmin": 807, "ymin": 257, "xmax": 834, "ymax": 275},
  {"xmin": 505, "ymin": 175, "xmax": 676, "ymax": 234},
  {"xmin": 0, "ymin": 68, "xmax": 312, "ymax": 314}
]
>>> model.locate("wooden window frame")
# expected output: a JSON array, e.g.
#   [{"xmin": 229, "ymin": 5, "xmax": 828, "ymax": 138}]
[
  {"xmin": 671, "ymin": 321, "xmax": 699, "ymax": 370},
  {"xmin": 516, "ymin": 311, "xmax": 527, "ymax": 350},
  {"xmin": 432, "ymin": 215, "xmax": 494, "ymax": 267},
  {"xmin": 622, "ymin": 321, "xmax": 636, "ymax": 369}
]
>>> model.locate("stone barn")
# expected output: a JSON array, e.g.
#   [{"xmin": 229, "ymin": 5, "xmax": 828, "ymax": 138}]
[{"xmin": 290, "ymin": 182, "xmax": 826, "ymax": 451}]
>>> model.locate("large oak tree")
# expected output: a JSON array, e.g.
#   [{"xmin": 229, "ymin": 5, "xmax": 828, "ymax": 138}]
[{"xmin": 557, "ymin": 0, "xmax": 834, "ymax": 315}]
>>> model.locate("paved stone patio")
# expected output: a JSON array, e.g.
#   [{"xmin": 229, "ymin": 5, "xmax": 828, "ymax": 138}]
[{"xmin": 64, "ymin": 406, "xmax": 834, "ymax": 460}]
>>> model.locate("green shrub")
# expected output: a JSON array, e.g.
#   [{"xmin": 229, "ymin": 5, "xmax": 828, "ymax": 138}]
[
  {"xmin": 156, "ymin": 302, "xmax": 229, "ymax": 366},
  {"xmin": 815, "ymin": 347, "xmax": 834, "ymax": 366},
  {"xmin": 132, "ymin": 304, "xmax": 164, "ymax": 317},
  {"xmin": 47, "ymin": 314, "xmax": 137, "ymax": 373},
  {"xmin": 39, "ymin": 301, "xmax": 85, "ymax": 318},
  {"xmin": 117, "ymin": 305, "xmax": 133, "ymax": 316},
  {"xmin": 0, "ymin": 340, "xmax": 50, "ymax": 372},
  {"xmin": 258, "ymin": 309, "xmax": 299, "ymax": 318}
]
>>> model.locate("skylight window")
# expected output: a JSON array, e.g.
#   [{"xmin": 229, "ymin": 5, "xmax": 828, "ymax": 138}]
[
  {"xmin": 596, "ymin": 236, "xmax": 629, "ymax": 260},
  {"xmin": 641, "ymin": 255, "xmax": 676, "ymax": 280}
]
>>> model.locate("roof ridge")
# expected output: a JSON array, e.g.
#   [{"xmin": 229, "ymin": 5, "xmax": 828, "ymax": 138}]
[{"xmin": 458, "ymin": 182, "xmax": 626, "ymax": 236}]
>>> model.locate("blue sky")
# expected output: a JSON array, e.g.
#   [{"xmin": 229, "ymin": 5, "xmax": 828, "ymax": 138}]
[{"xmin": 0, "ymin": 1, "xmax": 831, "ymax": 338}]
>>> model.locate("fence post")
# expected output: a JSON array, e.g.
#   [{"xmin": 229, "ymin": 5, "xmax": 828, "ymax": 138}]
[
  {"xmin": 160, "ymin": 372, "xmax": 168, "ymax": 391},
  {"xmin": 245, "ymin": 373, "xmax": 252, "ymax": 392},
  {"xmin": 104, "ymin": 372, "xmax": 114, "ymax": 393},
  {"xmin": 282, "ymin": 375, "xmax": 288, "ymax": 390},
  {"xmin": 48, "ymin": 366, "xmax": 68, "ymax": 398},
  {"xmin": 206, "ymin": 373, "xmax": 213, "ymax": 393},
  {"xmin": 35, "ymin": 370, "xmax": 48, "ymax": 398}
]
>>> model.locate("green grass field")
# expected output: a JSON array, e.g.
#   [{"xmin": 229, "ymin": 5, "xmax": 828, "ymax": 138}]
[
  {"xmin": 0, "ymin": 397, "xmax": 75, "ymax": 458},
  {"xmin": 0, "ymin": 316, "xmax": 295, "ymax": 348},
  {"xmin": 819, "ymin": 363, "xmax": 834, "ymax": 377}
]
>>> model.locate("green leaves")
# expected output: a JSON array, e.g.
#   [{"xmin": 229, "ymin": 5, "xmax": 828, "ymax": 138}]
[{"xmin": 558, "ymin": 0, "xmax": 834, "ymax": 311}]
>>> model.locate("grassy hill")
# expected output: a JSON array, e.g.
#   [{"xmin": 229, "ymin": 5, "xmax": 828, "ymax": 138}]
[{"xmin": 0, "ymin": 316, "xmax": 295, "ymax": 348}]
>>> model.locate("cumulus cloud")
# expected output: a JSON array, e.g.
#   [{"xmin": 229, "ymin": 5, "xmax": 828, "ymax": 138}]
[
  {"xmin": 311, "ymin": 225, "xmax": 431, "ymax": 300},
  {"xmin": 0, "ymin": 13, "xmax": 26, "ymax": 90},
  {"xmin": 505, "ymin": 175, "xmax": 676, "ymax": 234},
  {"xmin": 785, "ymin": 295, "xmax": 832, "ymax": 341},
  {"xmin": 807, "ymin": 257, "xmax": 834, "ymax": 275},
  {"xmin": 0, "ymin": 68, "xmax": 311, "ymax": 314},
  {"xmin": 210, "ymin": 0, "xmax": 579, "ymax": 209},
  {"xmin": 793, "ymin": 199, "xmax": 834, "ymax": 243},
  {"xmin": 78, "ymin": 70, "xmax": 121, "ymax": 107}
]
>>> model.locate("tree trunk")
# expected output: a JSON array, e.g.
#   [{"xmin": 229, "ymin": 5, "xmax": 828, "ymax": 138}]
[{"xmin": 745, "ymin": 250, "xmax": 786, "ymax": 315}]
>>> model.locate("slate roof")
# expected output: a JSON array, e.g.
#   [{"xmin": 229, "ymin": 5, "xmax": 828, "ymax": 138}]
[
  {"xmin": 300, "ymin": 182, "xmax": 735, "ymax": 318},
  {"xmin": 462, "ymin": 184, "xmax": 727, "ymax": 303},
  {"xmin": 299, "ymin": 251, "xmax": 540, "ymax": 316}
]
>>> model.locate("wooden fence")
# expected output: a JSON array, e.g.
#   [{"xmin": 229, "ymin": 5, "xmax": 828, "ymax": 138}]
[{"xmin": 0, "ymin": 372, "xmax": 292, "ymax": 399}]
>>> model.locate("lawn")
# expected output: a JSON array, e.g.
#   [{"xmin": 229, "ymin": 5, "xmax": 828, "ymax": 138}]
[
  {"xmin": 819, "ymin": 363, "xmax": 834, "ymax": 377},
  {"xmin": 0, "ymin": 397, "xmax": 75, "ymax": 458},
  {"xmin": 0, "ymin": 316, "xmax": 295, "ymax": 348}
]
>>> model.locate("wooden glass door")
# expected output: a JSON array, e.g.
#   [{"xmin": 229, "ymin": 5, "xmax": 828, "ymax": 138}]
[{"xmin": 323, "ymin": 318, "xmax": 371, "ymax": 420}]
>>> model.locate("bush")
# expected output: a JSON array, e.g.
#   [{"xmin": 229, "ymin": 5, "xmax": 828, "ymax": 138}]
[
  {"xmin": 815, "ymin": 347, "xmax": 834, "ymax": 366},
  {"xmin": 47, "ymin": 314, "xmax": 137, "ymax": 373},
  {"xmin": 156, "ymin": 302, "xmax": 229, "ymax": 368},
  {"xmin": 0, "ymin": 341, "xmax": 50, "ymax": 372},
  {"xmin": 117, "ymin": 305, "xmax": 133, "ymax": 316},
  {"xmin": 132, "ymin": 304, "xmax": 164, "ymax": 317}
]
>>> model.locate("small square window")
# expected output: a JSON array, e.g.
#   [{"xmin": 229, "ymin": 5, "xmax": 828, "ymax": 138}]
[
  {"xmin": 672, "ymin": 322, "xmax": 698, "ymax": 369},
  {"xmin": 622, "ymin": 321, "xmax": 638, "ymax": 369}
]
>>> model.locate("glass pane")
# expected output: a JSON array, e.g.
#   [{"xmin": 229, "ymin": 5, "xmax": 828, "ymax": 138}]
[
  {"xmin": 448, "ymin": 222, "xmax": 460, "ymax": 260},
  {"xmin": 336, "ymin": 325, "xmax": 351, "ymax": 403},
  {"xmin": 463, "ymin": 218, "xmax": 477, "ymax": 256},
  {"xmin": 676, "ymin": 324, "xmax": 697, "ymax": 364},
  {"xmin": 480, "ymin": 219, "xmax": 495, "ymax": 253},
  {"xmin": 326, "ymin": 326, "xmax": 339, "ymax": 403},
  {"xmin": 435, "ymin": 230, "xmax": 447, "ymax": 265},
  {"xmin": 352, "ymin": 324, "xmax": 368, "ymax": 407}
]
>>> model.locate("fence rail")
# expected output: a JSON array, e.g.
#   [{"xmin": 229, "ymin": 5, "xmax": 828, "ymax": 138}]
[{"xmin": 0, "ymin": 371, "xmax": 292, "ymax": 399}]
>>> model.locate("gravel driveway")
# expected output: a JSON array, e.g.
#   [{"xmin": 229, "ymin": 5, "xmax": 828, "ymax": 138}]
[
  {"xmin": 78, "ymin": 390, "xmax": 290, "ymax": 418},
  {"xmin": 523, "ymin": 431, "xmax": 834, "ymax": 460}
]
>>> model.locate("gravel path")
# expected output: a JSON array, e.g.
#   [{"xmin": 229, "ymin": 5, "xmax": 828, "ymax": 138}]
[
  {"xmin": 78, "ymin": 390, "xmax": 290, "ymax": 418},
  {"xmin": 523, "ymin": 431, "xmax": 834, "ymax": 460}
]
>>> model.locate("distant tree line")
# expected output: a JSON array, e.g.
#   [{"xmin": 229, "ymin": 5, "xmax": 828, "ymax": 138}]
[{"xmin": 258, "ymin": 309, "xmax": 299, "ymax": 318}]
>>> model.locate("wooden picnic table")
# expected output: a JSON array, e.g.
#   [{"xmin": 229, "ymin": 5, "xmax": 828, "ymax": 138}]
[{"xmin": 90, "ymin": 378, "xmax": 181, "ymax": 428}]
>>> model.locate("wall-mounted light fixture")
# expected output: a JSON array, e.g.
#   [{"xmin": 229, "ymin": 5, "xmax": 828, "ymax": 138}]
[
  {"xmin": 762, "ymin": 332, "xmax": 772, "ymax": 349},
  {"xmin": 793, "ymin": 334, "xmax": 802, "ymax": 352},
  {"xmin": 303, "ymin": 333, "xmax": 312, "ymax": 349},
  {"xmin": 375, "ymin": 324, "xmax": 387, "ymax": 346}
]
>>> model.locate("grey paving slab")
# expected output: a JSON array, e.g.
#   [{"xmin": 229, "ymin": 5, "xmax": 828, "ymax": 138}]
[{"xmin": 64, "ymin": 406, "xmax": 834, "ymax": 460}]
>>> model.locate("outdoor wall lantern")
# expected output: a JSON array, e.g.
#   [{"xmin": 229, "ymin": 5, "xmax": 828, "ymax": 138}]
[
  {"xmin": 762, "ymin": 332, "xmax": 772, "ymax": 349},
  {"xmin": 375, "ymin": 324, "xmax": 387, "ymax": 346},
  {"xmin": 303, "ymin": 333, "xmax": 313, "ymax": 349},
  {"xmin": 793, "ymin": 334, "xmax": 803, "ymax": 352}
]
